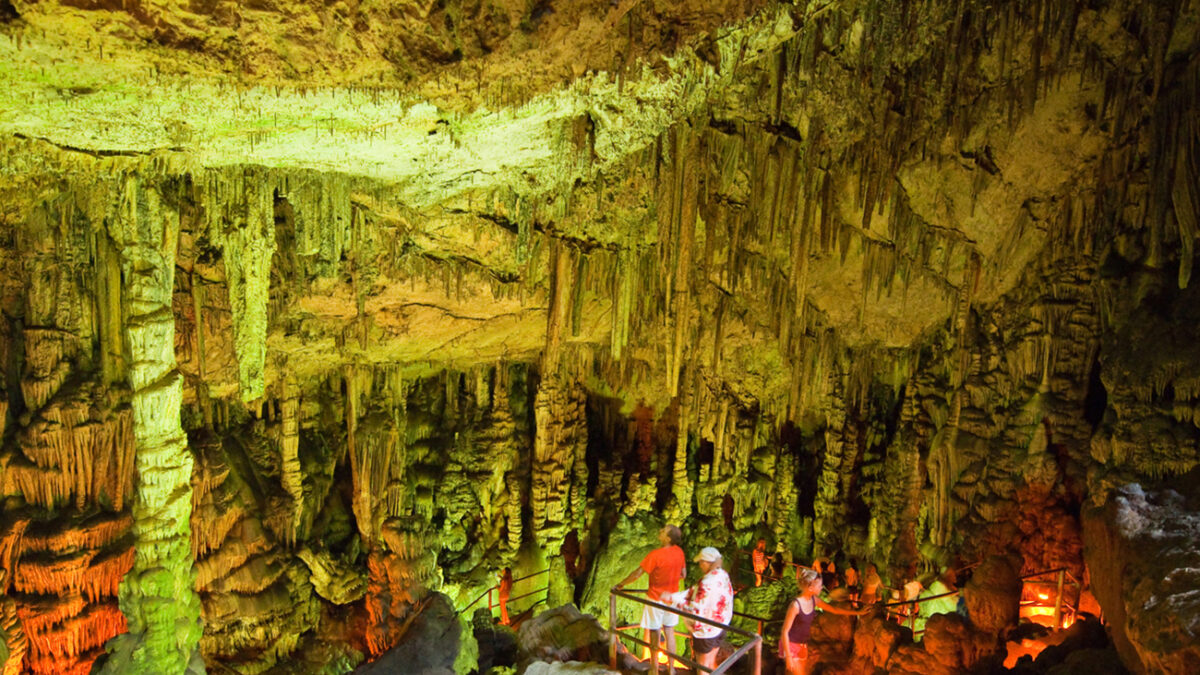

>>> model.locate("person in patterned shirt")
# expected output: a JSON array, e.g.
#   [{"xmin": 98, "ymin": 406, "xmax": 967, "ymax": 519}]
[{"xmin": 666, "ymin": 546, "xmax": 734, "ymax": 671}]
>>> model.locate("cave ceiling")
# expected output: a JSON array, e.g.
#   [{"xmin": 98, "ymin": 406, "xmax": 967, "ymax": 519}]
[{"xmin": 4, "ymin": 0, "xmax": 1195, "ymax": 416}]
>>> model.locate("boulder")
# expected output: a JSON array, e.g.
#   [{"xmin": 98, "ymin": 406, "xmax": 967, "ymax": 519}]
[
  {"xmin": 1082, "ymin": 482, "xmax": 1200, "ymax": 674},
  {"xmin": 522, "ymin": 661, "xmax": 620, "ymax": 675},
  {"xmin": 850, "ymin": 613, "xmax": 910, "ymax": 671},
  {"xmin": 516, "ymin": 604, "xmax": 640, "ymax": 672},
  {"xmin": 962, "ymin": 555, "xmax": 1022, "ymax": 635},
  {"xmin": 355, "ymin": 592, "xmax": 474, "ymax": 674},
  {"xmin": 922, "ymin": 612, "xmax": 993, "ymax": 671}
]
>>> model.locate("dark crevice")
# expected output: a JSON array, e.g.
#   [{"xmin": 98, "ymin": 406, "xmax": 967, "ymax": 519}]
[{"xmin": 1083, "ymin": 355, "xmax": 1108, "ymax": 431}]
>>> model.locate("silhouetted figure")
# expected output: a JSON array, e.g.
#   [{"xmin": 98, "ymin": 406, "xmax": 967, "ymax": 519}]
[
  {"xmin": 498, "ymin": 567, "xmax": 513, "ymax": 625},
  {"xmin": 771, "ymin": 552, "xmax": 785, "ymax": 579}
]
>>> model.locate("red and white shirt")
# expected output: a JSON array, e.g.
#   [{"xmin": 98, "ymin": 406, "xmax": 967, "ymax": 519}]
[{"xmin": 668, "ymin": 568, "xmax": 733, "ymax": 639}]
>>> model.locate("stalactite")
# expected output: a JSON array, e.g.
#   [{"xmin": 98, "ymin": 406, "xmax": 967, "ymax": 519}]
[
  {"xmin": 543, "ymin": 239, "xmax": 573, "ymax": 378},
  {"xmin": 668, "ymin": 125, "xmax": 700, "ymax": 399},
  {"xmin": 14, "ymin": 398, "xmax": 134, "ymax": 510},
  {"xmin": 24, "ymin": 604, "xmax": 126, "ymax": 665},
  {"xmin": 21, "ymin": 512, "xmax": 131, "ymax": 555},
  {"xmin": 201, "ymin": 168, "xmax": 277, "ymax": 403},
  {"xmin": 668, "ymin": 383, "xmax": 693, "ymax": 521}
]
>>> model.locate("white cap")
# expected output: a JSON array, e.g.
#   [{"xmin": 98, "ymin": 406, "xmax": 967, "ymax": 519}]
[{"xmin": 695, "ymin": 546, "xmax": 722, "ymax": 563}]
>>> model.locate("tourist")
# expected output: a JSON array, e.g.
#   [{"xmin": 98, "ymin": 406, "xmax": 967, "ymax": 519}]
[
  {"xmin": 615, "ymin": 524, "xmax": 686, "ymax": 665},
  {"xmin": 861, "ymin": 562, "xmax": 882, "ymax": 604},
  {"xmin": 843, "ymin": 558, "xmax": 860, "ymax": 603},
  {"xmin": 901, "ymin": 567, "xmax": 924, "ymax": 623},
  {"xmin": 751, "ymin": 538, "xmax": 769, "ymax": 587},
  {"xmin": 666, "ymin": 546, "xmax": 733, "ymax": 671},
  {"xmin": 771, "ymin": 551, "xmax": 786, "ymax": 579},
  {"xmin": 780, "ymin": 568, "xmax": 868, "ymax": 675},
  {"xmin": 497, "ymin": 567, "xmax": 513, "ymax": 625}
]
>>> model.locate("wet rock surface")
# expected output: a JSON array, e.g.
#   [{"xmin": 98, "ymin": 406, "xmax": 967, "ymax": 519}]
[{"xmin": 1083, "ymin": 481, "xmax": 1200, "ymax": 675}]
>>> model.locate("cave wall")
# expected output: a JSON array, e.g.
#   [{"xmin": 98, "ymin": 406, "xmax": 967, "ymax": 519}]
[{"xmin": 0, "ymin": 0, "xmax": 1198, "ymax": 673}]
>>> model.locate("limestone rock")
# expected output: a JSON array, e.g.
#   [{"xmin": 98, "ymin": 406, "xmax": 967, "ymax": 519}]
[
  {"xmin": 1083, "ymin": 483, "xmax": 1200, "ymax": 674},
  {"xmin": 522, "ymin": 662, "xmax": 620, "ymax": 675},
  {"xmin": 355, "ymin": 592, "xmax": 469, "ymax": 675},
  {"xmin": 962, "ymin": 555, "xmax": 1022, "ymax": 636},
  {"xmin": 516, "ymin": 604, "xmax": 637, "ymax": 671}
]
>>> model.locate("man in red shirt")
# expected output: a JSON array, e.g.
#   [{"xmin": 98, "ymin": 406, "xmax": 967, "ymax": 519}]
[{"xmin": 615, "ymin": 524, "xmax": 686, "ymax": 667}]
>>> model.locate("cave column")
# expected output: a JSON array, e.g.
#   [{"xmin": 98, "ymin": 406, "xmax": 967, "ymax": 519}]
[
  {"xmin": 101, "ymin": 176, "xmax": 204, "ymax": 674},
  {"xmin": 813, "ymin": 386, "xmax": 848, "ymax": 553},
  {"xmin": 535, "ymin": 242, "xmax": 588, "ymax": 605}
]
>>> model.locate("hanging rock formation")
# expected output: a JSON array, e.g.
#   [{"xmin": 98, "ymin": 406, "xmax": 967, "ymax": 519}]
[{"xmin": 0, "ymin": 0, "xmax": 1198, "ymax": 673}]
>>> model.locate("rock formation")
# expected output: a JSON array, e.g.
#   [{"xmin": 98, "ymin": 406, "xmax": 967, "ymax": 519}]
[{"xmin": 0, "ymin": 0, "xmax": 1197, "ymax": 673}]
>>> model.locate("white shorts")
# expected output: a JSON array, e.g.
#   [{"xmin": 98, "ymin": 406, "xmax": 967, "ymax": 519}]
[{"xmin": 640, "ymin": 602, "xmax": 680, "ymax": 630}]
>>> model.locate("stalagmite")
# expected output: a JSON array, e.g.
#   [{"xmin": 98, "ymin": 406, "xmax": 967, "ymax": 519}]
[{"xmin": 278, "ymin": 377, "xmax": 303, "ymax": 544}]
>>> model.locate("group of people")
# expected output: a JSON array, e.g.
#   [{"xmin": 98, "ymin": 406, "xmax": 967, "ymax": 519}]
[
  {"xmin": 614, "ymin": 525, "xmax": 734, "ymax": 671},
  {"xmin": 806, "ymin": 554, "xmax": 885, "ymax": 605},
  {"xmin": 615, "ymin": 527, "xmax": 873, "ymax": 674}
]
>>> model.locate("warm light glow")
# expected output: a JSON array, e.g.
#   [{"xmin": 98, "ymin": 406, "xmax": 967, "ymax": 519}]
[
  {"xmin": 641, "ymin": 645, "xmax": 687, "ymax": 667},
  {"xmin": 1019, "ymin": 604, "xmax": 1074, "ymax": 629},
  {"xmin": 1037, "ymin": 592, "xmax": 1049, "ymax": 600},
  {"xmin": 1004, "ymin": 638, "xmax": 1050, "ymax": 668}
]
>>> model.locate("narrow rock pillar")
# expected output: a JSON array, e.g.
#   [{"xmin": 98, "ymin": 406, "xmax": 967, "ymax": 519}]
[{"xmin": 101, "ymin": 177, "xmax": 204, "ymax": 674}]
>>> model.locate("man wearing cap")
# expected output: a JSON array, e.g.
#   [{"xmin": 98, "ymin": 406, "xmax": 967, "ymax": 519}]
[
  {"xmin": 615, "ymin": 524, "xmax": 686, "ymax": 665},
  {"xmin": 667, "ymin": 546, "xmax": 734, "ymax": 670}
]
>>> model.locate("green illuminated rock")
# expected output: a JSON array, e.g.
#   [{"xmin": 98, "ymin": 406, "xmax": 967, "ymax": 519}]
[{"xmin": 99, "ymin": 177, "xmax": 204, "ymax": 674}]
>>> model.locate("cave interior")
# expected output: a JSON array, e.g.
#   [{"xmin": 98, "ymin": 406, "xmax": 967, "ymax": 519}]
[{"xmin": 0, "ymin": 0, "xmax": 1199, "ymax": 674}]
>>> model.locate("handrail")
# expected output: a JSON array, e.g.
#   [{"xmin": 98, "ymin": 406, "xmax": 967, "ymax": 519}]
[
  {"xmin": 456, "ymin": 568, "xmax": 551, "ymax": 618},
  {"xmin": 881, "ymin": 589, "xmax": 958, "ymax": 608},
  {"xmin": 872, "ymin": 565, "xmax": 1084, "ymax": 633},
  {"xmin": 457, "ymin": 586, "xmax": 495, "ymax": 617},
  {"xmin": 609, "ymin": 586, "xmax": 761, "ymax": 675}
]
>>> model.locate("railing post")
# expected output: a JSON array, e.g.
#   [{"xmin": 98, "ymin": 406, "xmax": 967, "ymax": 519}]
[
  {"xmin": 753, "ymin": 637, "xmax": 762, "ymax": 675},
  {"xmin": 1054, "ymin": 569, "xmax": 1065, "ymax": 628},
  {"xmin": 649, "ymin": 627, "xmax": 660, "ymax": 674},
  {"xmin": 610, "ymin": 590, "xmax": 618, "ymax": 670},
  {"xmin": 668, "ymin": 629, "xmax": 676, "ymax": 675}
]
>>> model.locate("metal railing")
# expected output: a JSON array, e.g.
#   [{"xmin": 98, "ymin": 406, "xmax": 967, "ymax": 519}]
[
  {"xmin": 609, "ymin": 587, "xmax": 762, "ymax": 675},
  {"xmin": 878, "ymin": 566, "xmax": 1083, "ymax": 635},
  {"xmin": 1019, "ymin": 567, "xmax": 1082, "ymax": 629},
  {"xmin": 457, "ymin": 568, "xmax": 551, "ymax": 623}
]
